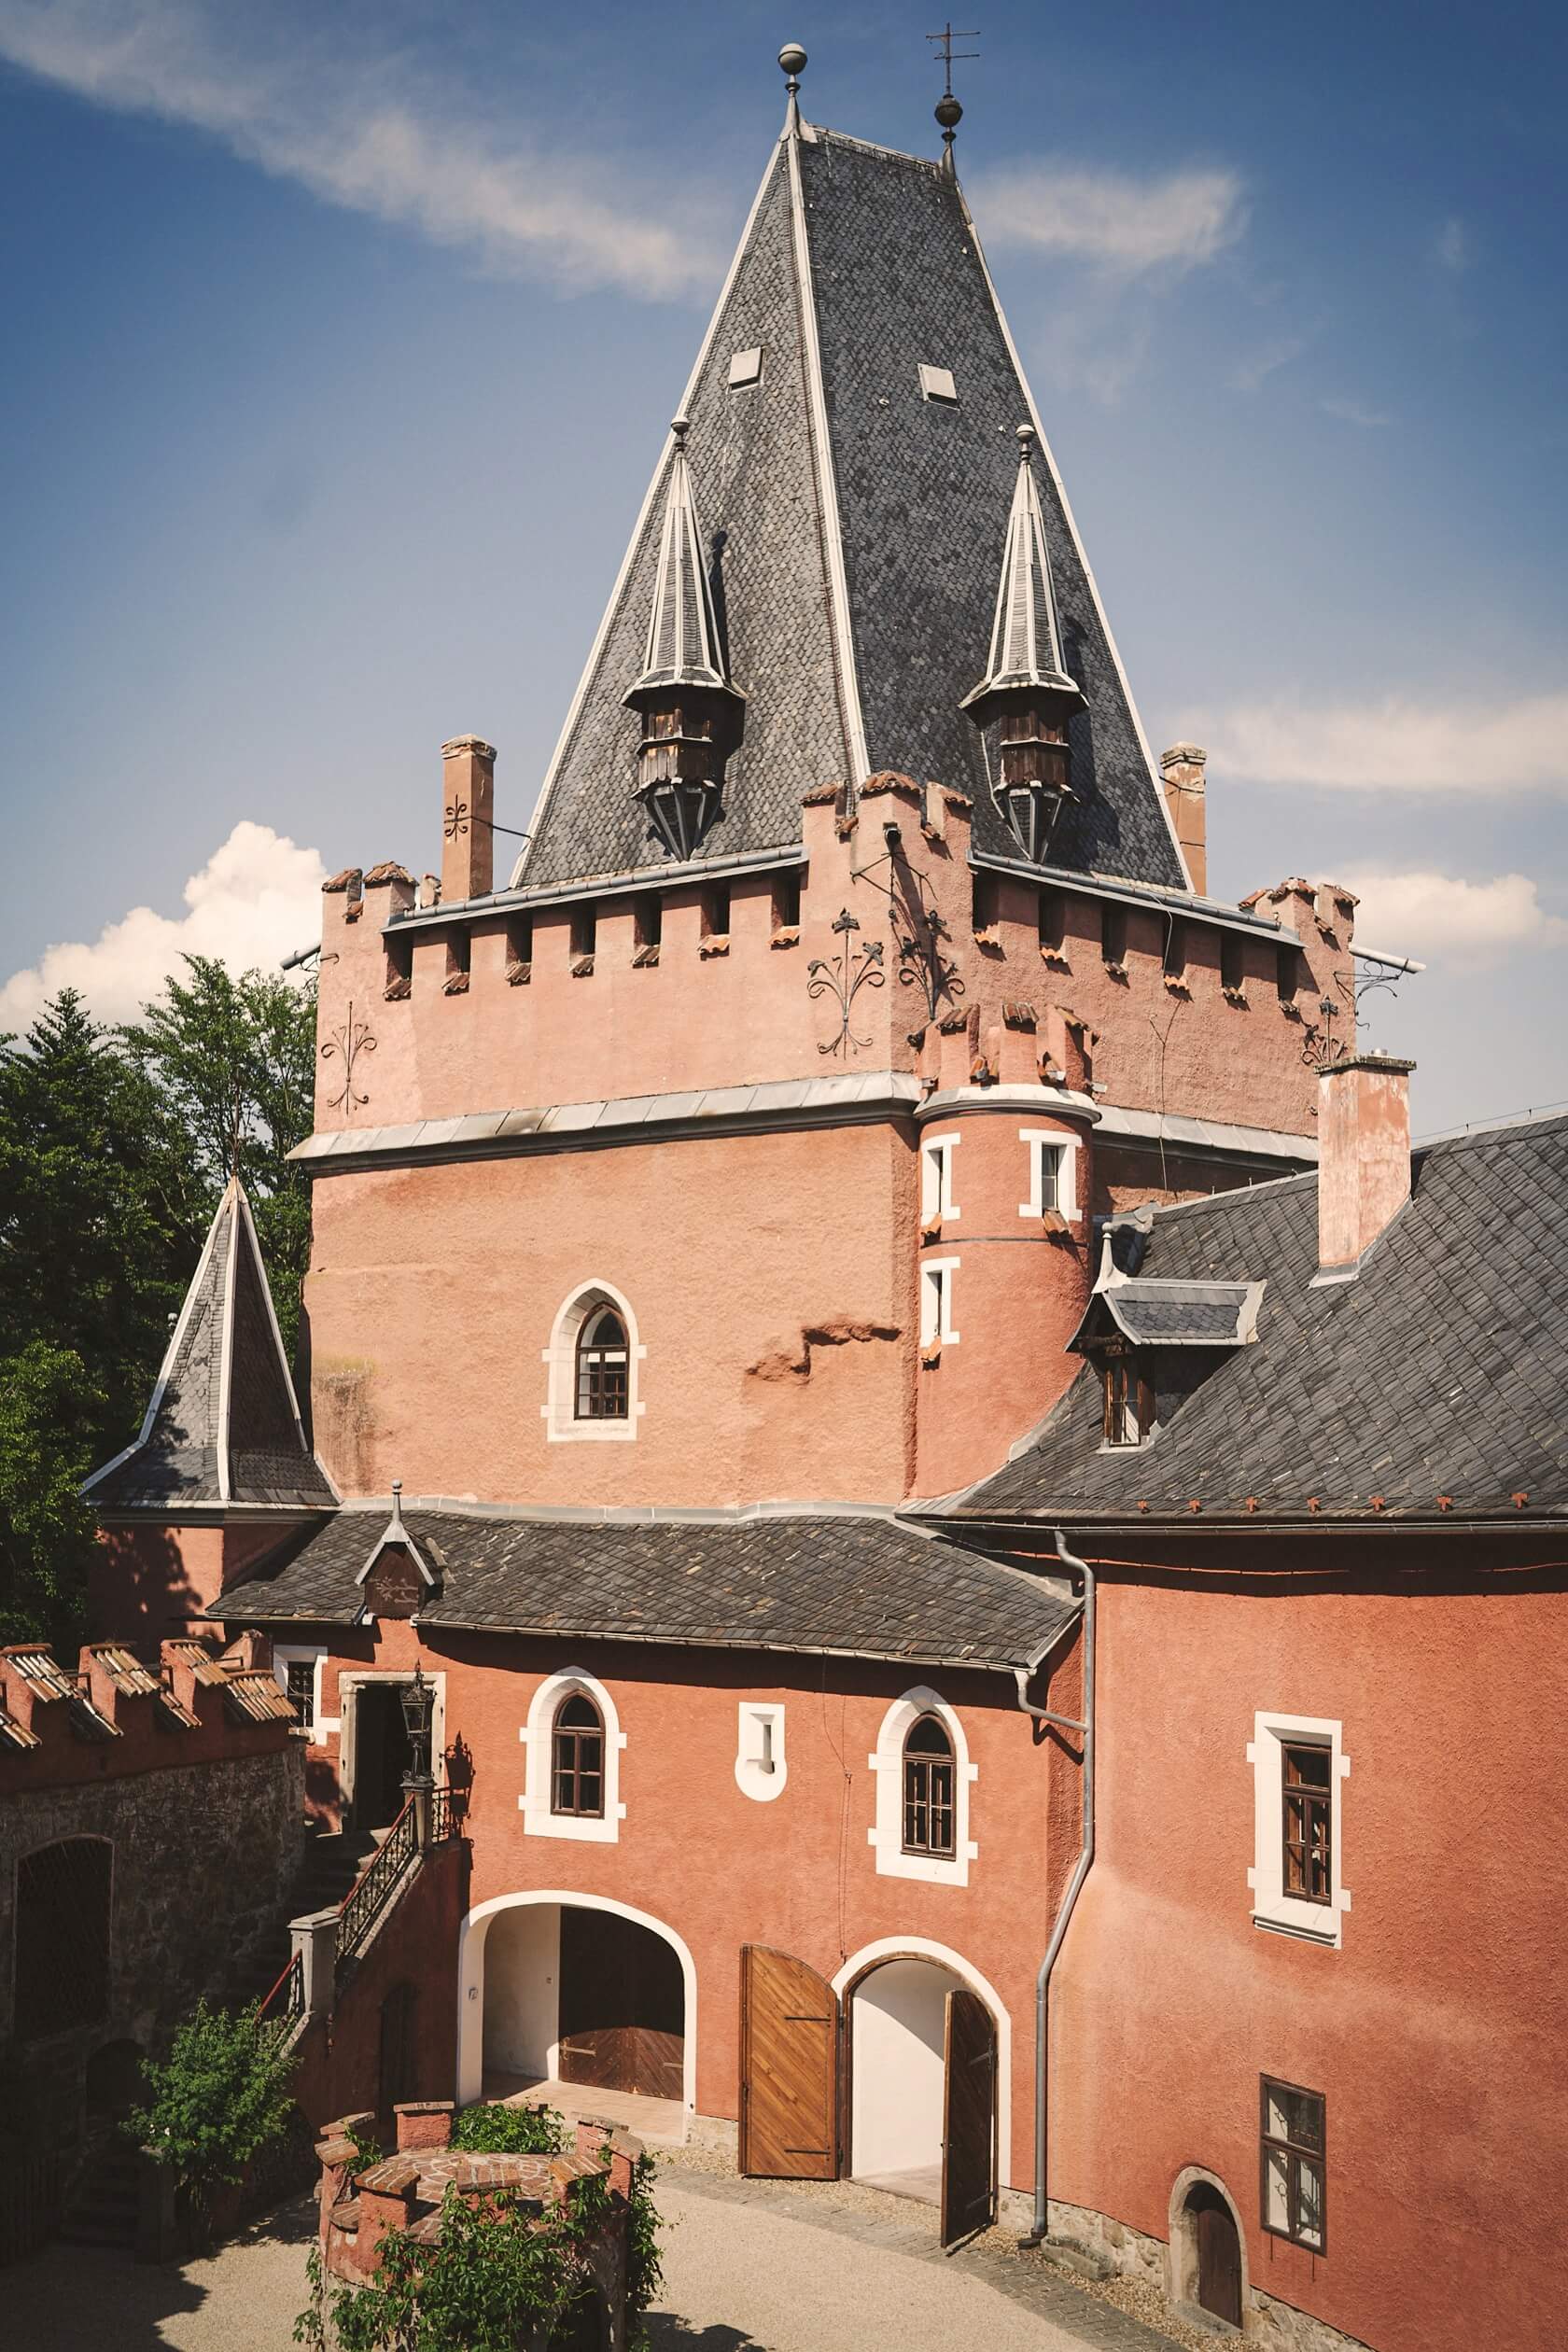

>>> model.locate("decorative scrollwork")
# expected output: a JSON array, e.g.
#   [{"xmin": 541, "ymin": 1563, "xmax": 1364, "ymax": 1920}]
[
  {"xmin": 443, "ymin": 796, "xmax": 469, "ymax": 841},
  {"xmin": 806, "ymin": 908, "xmax": 886, "ymax": 1057},
  {"xmin": 851, "ymin": 837, "xmax": 965, "ymax": 1031},
  {"xmin": 320, "ymin": 997, "xmax": 377, "ymax": 1115},
  {"xmin": 1300, "ymin": 956, "xmax": 1411, "ymax": 1070}
]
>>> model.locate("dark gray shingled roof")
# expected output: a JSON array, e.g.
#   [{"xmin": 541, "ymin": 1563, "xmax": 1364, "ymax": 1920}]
[
  {"xmin": 1071, "ymin": 1278, "xmax": 1264, "ymax": 1350},
  {"xmin": 208, "ymin": 1506, "xmax": 1076, "ymax": 1673},
  {"xmin": 945, "ymin": 1113, "xmax": 1568, "ymax": 1523},
  {"xmin": 516, "ymin": 118, "xmax": 1186, "ymax": 897},
  {"xmin": 85, "ymin": 1180, "xmax": 337, "ymax": 1514}
]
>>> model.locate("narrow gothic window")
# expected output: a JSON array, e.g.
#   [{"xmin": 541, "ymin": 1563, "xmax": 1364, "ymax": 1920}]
[
  {"xmin": 902, "ymin": 1714, "xmax": 956, "ymax": 1857},
  {"xmin": 552, "ymin": 1693, "xmax": 606, "ymax": 1818},
  {"xmin": 576, "ymin": 1308, "xmax": 629, "ymax": 1421},
  {"xmin": 1281, "ymin": 1743, "xmax": 1333, "ymax": 1903},
  {"xmin": 15, "ymin": 1838, "xmax": 111, "ymax": 2039}
]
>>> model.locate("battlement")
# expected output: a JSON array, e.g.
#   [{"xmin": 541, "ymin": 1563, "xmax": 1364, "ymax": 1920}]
[
  {"xmin": 0, "ymin": 1637, "xmax": 296, "ymax": 1789},
  {"xmin": 311, "ymin": 747, "xmax": 1350, "ymax": 1154}
]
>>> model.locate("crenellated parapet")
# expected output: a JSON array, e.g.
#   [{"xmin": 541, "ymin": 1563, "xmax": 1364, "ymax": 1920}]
[{"xmin": 0, "ymin": 1637, "xmax": 295, "ymax": 1792}]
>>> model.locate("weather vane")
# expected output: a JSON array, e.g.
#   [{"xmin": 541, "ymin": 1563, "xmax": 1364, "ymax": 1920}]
[{"xmin": 927, "ymin": 22, "xmax": 979, "ymax": 164}]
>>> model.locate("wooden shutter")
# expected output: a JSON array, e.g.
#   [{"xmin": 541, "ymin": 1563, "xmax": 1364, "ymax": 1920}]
[
  {"xmin": 941, "ymin": 1986, "xmax": 997, "ymax": 2247},
  {"xmin": 739, "ymin": 1945, "xmax": 839, "ymax": 2179}
]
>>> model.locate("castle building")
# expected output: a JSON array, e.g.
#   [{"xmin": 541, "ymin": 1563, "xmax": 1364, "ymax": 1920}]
[{"xmin": 76, "ymin": 49, "xmax": 1565, "ymax": 2352}]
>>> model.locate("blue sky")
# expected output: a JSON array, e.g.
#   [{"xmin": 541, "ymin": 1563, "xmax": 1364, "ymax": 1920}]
[{"xmin": 1, "ymin": 0, "xmax": 1563, "ymax": 1133}]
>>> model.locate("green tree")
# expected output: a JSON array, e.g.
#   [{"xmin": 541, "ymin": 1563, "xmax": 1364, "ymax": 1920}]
[
  {"xmin": 128, "ymin": 2000, "xmax": 299, "ymax": 2239},
  {"xmin": 0, "ymin": 1340, "xmax": 105, "ymax": 1646},
  {"xmin": 123, "ymin": 955, "xmax": 317, "ymax": 1355},
  {"xmin": 0, "ymin": 988, "xmax": 192, "ymax": 1453}
]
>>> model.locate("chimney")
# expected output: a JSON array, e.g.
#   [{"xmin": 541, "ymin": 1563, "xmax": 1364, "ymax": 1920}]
[
  {"xmin": 1317, "ymin": 1055, "xmax": 1416, "ymax": 1275},
  {"xmin": 440, "ymin": 737, "xmax": 497, "ymax": 904},
  {"xmin": 1159, "ymin": 743, "xmax": 1207, "ymax": 895}
]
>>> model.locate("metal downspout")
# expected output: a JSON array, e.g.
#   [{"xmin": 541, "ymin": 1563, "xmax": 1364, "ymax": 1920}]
[{"xmin": 1020, "ymin": 1528, "xmax": 1097, "ymax": 2246}]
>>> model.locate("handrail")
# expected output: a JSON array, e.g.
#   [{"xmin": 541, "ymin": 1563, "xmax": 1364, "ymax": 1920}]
[
  {"xmin": 337, "ymin": 1797, "xmax": 419, "ymax": 1967},
  {"xmin": 257, "ymin": 1948, "xmax": 304, "ymax": 2029}
]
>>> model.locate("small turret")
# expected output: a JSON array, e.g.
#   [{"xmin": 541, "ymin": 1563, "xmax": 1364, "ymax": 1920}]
[
  {"xmin": 623, "ymin": 417, "xmax": 746, "ymax": 862},
  {"xmin": 961, "ymin": 425, "xmax": 1085, "ymax": 863}
]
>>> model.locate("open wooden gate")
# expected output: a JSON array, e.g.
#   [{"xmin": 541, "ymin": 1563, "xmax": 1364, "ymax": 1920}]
[
  {"xmin": 940, "ymin": 1985, "xmax": 997, "ymax": 2247},
  {"xmin": 739, "ymin": 1945, "xmax": 839, "ymax": 2179}
]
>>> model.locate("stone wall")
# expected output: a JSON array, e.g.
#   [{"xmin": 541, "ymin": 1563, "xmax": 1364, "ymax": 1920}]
[
  {"xmin": 0, "ymin": 1742, "xmax": 305, "ymax": 2148},
  {"xmin": 1049, "ymin": 2199, "xmax": 1377, "ymax": 2352}
]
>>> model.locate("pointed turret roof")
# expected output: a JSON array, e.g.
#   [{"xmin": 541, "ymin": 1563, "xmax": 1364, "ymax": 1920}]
[
  {"xmin": 85, "ymin": 1179, "xmax": 337, "ymax": 1514},
  {"xmin": 963, "ymin": 427, "xmax": 1082, "ymax": 708},
  {"xmin": 516, "ymin": 105, "xmax": 1190, "ymax": 894},
  {"xmin": 626, "ymin": 417, "xmax": 740, "ymax": 703}
]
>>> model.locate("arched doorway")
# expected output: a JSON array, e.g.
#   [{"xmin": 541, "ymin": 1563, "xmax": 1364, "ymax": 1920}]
[
  {"xmin": 460, "ymin": 1894, "xmax": 695, "ymax": 2127},
  {"xmin": 1170, "ymin": 2171, "xmax": 1246, "ymax": 2330},
  {"xmin": 848, "ymin": 1957, "xmax": 960, "ymax": 2198}
]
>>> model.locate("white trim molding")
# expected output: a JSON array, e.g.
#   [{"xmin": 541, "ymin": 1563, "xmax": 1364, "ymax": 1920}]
[
  {"xmin": 920, "ymin": 1257, "xmax": 960, "ymax": 1349},
  {"xmin": 735, "ymin": 1701, "xmax": 787, "ymax": 1801},
  {"xmin": 1018, "ymin": 1129, "xmax": 1078, "ymax": 1221},
  {"xmin": 920, "ymin": 1132, "xmax": 960, "ymax": 1224},
  {"xmin": 457, "ymin": 1890, "xmax": 697, "ymax": 2123},
  {"xmin": 337, "ymin": 1669, "xmax": 446, "ymax": 1816},
  {"xmin": 520, "ymin": 1667, "xmax": 627, "ymax": 1843},
  {"xmin": 1246, "ymin": 1709, "xmax": 1351, "ymax": 1947},
  {"xmin": 271, "ymin": 1642, "xmax": 339, "ymax": 1739},
  {"xmin": 541, "ymin": 1281, "xmax": 647, "ymax": 1444},
  {"xmin": 867, "ymin": 1686, "xmax": 977, "ymax": 1886},
  {"xmin": 833, "ymin": 1937, "xmax": 1013, "ymax": 2191}
]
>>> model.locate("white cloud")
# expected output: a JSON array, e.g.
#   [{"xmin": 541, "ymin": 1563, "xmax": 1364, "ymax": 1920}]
[
  {"xmin": 1194, "ymin": 692, "xmax": 1568, "ymax": 794},
  {"xmin": 1347, "ymin": 870, "xmax": 1566, "ymax": 959},
  {"xmin": 1231, "ymin": 333, "xmax": 1310, "ymax": 395},
  {"xmin": 1320, "ymin": 394, "xmax": 1393, "ymax": 428},
  {"xmin": 972, "ymin": 161, "xmax": 1248, "ymax": 278},
  {"xmin": 0, "ymin": 823, "xmax": 326, "ymax": 1032},
  {"xmin": 1434, "ymin": 217, "xmax": 1473, "ymax": 273},
  {"xmin": 0, "ymin": 0, "xmax": 719, "ymax": 300}
]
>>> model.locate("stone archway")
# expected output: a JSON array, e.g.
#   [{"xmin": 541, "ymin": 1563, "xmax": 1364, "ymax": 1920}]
[{"xmin": 1169, "ymin": 2164, "xmax": 1250, "ymax": 2331}]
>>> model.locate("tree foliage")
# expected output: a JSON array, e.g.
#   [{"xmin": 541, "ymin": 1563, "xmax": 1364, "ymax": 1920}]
[
  {"xmin": 128, "ymin": 1999, "xmax": 299, "ymax": 2210},
  {"xmin": 0, "ymin": 1340, "xmax": 105, "ymax": 1646},
  {"xmin": 450, "ymin": 2101, "xmax": 567, "ymax": 2156}
]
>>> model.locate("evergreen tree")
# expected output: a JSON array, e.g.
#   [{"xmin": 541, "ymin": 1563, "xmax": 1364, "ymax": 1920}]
[{"xmin": 0, "ymin": 1341, "xmax": 105, "ymax": 1646}]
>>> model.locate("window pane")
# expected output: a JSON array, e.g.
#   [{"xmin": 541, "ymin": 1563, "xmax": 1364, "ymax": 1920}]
[
  {"xmin": 1295, "ymin": 2155, "xmax": 1325, "ymax": 2247},
  {"xmin": 1039, "ymin": 1145, "xmax": 1059, "ymax": 1213},
  {"xmin": 906, "ymin": 1714, "xmax": 951, "ymax": 1757},
  {"xmin": 1264, "ymin": 2146, "xmax": 1291, "ymax": 2233}
]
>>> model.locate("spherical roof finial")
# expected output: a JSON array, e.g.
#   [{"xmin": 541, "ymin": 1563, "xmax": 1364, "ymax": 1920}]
[
  {"xmin": 778, "ymin": 41, "xmax": 807, "ymax": 90},
  {"xmin": 671, "ymin": 414, "xmax": 691, "ymax": 448},
  {"xmin": 1016, "ymin": 422, "xmax": 1037, "ymax": 462},
  {"xmin": 935, "ymin": 91, "xmax": 963, "ymax": 132}
]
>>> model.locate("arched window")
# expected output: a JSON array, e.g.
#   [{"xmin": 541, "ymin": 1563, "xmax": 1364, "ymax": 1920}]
[
  {"xmin": 553, "ymin": 1692, "xmax": 606, "ymax": 1818},
  {"xmin": 902, "ymin": 1714, "xmax": 956, "ymax": 1858},
  {"xmin": 575, "ymin": 1307, "xmax": 629, "ymax": 1422}
]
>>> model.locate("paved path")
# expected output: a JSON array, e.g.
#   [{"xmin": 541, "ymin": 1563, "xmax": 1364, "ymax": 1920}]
[
  {"xmin": 650, "ymin": 2167, "xmax": 1186, "ymax": 2352},
  {"xmin": 2, "ymin": 2175, "xmax": 1186, "ymax": 2351}
]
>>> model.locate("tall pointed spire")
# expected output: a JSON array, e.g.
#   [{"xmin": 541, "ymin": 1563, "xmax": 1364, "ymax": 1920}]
[
  {"xmin": 83, "ymin": 1178, "xmax": 336, "ymax": 1514},
  {"xmin": 624, "ymin": 417, "xmax": 745, "ymax": 862},
  {"xmin": 961, "ymin": 426, "xmax": 1085, "ymax": 863}
]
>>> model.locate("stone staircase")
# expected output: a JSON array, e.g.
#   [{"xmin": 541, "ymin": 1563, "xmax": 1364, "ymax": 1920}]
[
  {"xmin": 227, "ymin": 1828, "xmax": 384, "ymax": 2011},
  {"xmin": 57, "ymin": 2141, "xmax": 140, "ymax": 2252}
]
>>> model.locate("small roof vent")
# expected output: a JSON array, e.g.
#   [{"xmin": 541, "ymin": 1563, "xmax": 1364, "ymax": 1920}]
[
  {"xmin": 918, "ymin": 363, "xmax": 958, "ymax": 405},
  {"xmin": 729, "ymin": 346, "xmax": 763, "ymax": 388}
]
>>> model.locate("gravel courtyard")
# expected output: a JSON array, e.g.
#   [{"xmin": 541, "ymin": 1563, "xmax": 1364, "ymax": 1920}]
[{"xmin": 2, "ymin": 2164, "xmax": 1197, "ymax": 2351}]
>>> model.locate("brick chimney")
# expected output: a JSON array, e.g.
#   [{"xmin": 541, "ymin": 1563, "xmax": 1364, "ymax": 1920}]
[
  {"xmin": 440, "ymin": 737, "xmax": 496, "ymax": 904},
  {"xmin": 1159, "ymin": 743, "xmax": 1207, "ymax": 895},
  {"xmin": 1317, "ymin": 1054, "xmax": 1416, "ymax": 1275}
]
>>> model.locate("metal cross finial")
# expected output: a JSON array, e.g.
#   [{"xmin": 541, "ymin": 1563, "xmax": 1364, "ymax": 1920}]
[{"xmin": 927, "ymin": 22, "xmax": 978, "ymax": 161}]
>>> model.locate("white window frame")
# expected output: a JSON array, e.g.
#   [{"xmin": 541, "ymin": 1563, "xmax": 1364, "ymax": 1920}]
[
  {"xmin": 918, "ymin": 362, "xmax": 959, "ymax": 404},
  {"xmin": 920, "ymin": 1256, "xmax": 959, "ymax": 1348},
  {"xmin": 1246, "ymin": 1710, "xmax": 1351, "ymax": 1947},
  {"xmin": 868, "ymin": 1686, "xmax": 977, "ymax": 1886},
  {"xmin": 728, "ymin": 345, "xmax": 763, "ymax": 387},
  {"xmin": 542, "ymin": 1281, "xmax": 647, "ymax": 1443},
  {"xmin": 272, "ymin": 1643, "xmax": 339, "ymax": 1738},
  {"xmin": 520, "ymin": 1667, "xmax": 626, "ymax": 1844},
  {"xmin": 920, "ymin": 1132, "xmax": 959, "ymax": 1224},
  {"xmin": 1019, "ymin": 1129, "xmax": 1078, "ymax": 1220},
  {"xmin": 735, "ymin": 1702, "xmax": 788, "ymax": 1802}
]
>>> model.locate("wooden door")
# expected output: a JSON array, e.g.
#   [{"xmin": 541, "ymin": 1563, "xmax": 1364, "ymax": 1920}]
[
  {"xmin": 1196, "ymin": 2193, "xmax": 1243, "ymax": 2327},
  {"xmin": 557, "ymin": 1910, "xmax": 684, "ymax": 2099},
  {"xmin": 739, "ymin": 1945, "xmax": 839, "ymax": 2179},
  {"xmin": 940, "ymin": 1987, "xmax": 996, "ymax": 2247}
]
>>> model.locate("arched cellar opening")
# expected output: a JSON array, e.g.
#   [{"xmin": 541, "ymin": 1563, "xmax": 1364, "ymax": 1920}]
[
  {"xmin": 477, "ymin": 1899, "xmax": 690, "ymax": 2133},
  {"xmin": 847, "ymin": 1955, "xmax": 968, "ymax": 2205},
  {"xmin": 1170, "ymin": 2172, "xmax": 1246, "ymax": 2330}
]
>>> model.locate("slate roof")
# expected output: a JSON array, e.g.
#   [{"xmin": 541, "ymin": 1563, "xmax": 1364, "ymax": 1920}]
[
  {"xmin": 1071, "ymin": 1278, "xmax": 1264, "ymax": 1351},
  {"xmin": 85, "ymin": 1179, "xmax": 337, "ymax": 1514},
  {"xmin": 516, "ymin": 117, "xmax": 1185, "ymax": 898},
  {"xmin": 945, "ymin": 1113, "xmax": 1568, "ymax": 1523},
  {"xmin": 207, "ymin": 1506, "xmax": 1077, "ymax": 1673}
]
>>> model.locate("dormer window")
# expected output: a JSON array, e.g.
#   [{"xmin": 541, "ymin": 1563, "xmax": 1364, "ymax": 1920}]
[{"xmin": 1102, "ymin": 1355, "xmax": 1154, "ymax": 1448}]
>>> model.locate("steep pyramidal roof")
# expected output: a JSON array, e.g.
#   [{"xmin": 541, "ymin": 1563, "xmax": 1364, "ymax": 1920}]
[
  {"xmin": 85, "ymin": 1179, "xmax": 337, "ymax": 1513},
  {"xmin": 629, "ymin": 417, "xmax": 737, "ymax": 700},
  {"xmin": 519, "ymin": 113, "xmax": 1189, "ymax": 896},
  {"xmin": 964, "ymin": 427, "xmax": 1081, "ymax": 707}
]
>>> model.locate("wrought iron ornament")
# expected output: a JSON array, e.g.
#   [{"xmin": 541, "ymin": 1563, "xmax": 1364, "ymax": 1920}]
[
  {"xmin": 807, "ymin": 907, "xmax": 887, "ymax": 1057},
  {"xmin": 443, "ymin": 795, "xmax": 469, "ymax": 841},
  {"xmin": 1300, "ymin": 958, "xmax": 1411, "ymax": 1070},
  {"xmin": 852, "ymin": 832, "xmax": 966, "ymax": 1032},
  {"xmin": 320, "ymin": 998, "xmax": 377, "ymax": 1115}
]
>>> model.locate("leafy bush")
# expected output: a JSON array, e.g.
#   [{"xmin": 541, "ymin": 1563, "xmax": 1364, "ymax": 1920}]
[
  {"xmin": 450, "ymin": 2101, "xmax": 567, "ymax": 2155},
  {"xmin": 127, "ymin": 2000, "xmax": 298, "ymax": 2214}
]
